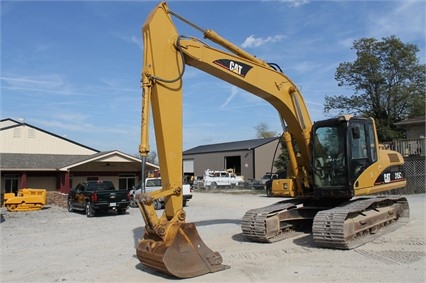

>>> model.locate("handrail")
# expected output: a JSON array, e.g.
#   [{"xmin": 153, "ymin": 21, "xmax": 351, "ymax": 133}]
[{"xmin": 381, "ymin": 138, "xmax": 425, "ymax": 156}]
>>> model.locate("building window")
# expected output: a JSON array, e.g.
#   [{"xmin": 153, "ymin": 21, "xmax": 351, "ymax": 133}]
[
  {"xmin": 119, "ymin": 175, "xmax": 136, "ymax": 190},
  {"xmin": 4, "ymin": 174, "xmax": 19, "ymax": 194}
]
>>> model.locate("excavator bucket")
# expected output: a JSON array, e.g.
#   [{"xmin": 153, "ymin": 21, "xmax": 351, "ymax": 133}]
[{"xmin": 136, "ymin": 222, "xmax": 229, "ymax": 278}]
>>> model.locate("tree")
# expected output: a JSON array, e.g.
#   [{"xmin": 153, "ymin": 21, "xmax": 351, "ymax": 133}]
[
  {"xmin": 273, "ymin": 141, "xmax": 289, "ymax": 174},
  {"xmin": 254, "ymin": 122, "xmax": 288, "ymax": 173},
  {"xmin": 133, "ymin": 151, "xmax": 158, "ymax": 165},
  {"xmin": 255, "ymin": 122, "xmax": 278, "ymax": 138},
  {"xmin": 324, "ymin": 36, "xmax": 425, "ymax": 141},
  {"xmin": 147, "ymin": 151, "xmax": 158, "ymax": 165}
]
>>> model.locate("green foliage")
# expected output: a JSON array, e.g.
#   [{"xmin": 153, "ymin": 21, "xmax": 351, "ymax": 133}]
[
  {"xmin": 254, "ymin": 122, "xmax": 288, "ymax": 172},
  {"xmin": 274, "ymin": 143, "xmax": 289, "ymax": 174},
  {"xmin": 254, "ymin": 122, "xmax": 279, "ymax": 138},
  {"xmin": 147, "ymin": 151, "xmax": 158, "ymax": 165},
  {"xmin": 325, "ymin": 36, "xmax": 425, "ymax": 141},
  {"xmin": 133, "ymin": 151, "xmax": 158, "ymax": 165}
]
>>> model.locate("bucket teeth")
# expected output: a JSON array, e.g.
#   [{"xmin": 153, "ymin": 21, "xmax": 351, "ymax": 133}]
[
  {"xmin": 136, "ymin": 222, "xmax": 229, "ymax": 278},
  {"xmin": 206, "ymin": 251, "xmax": 223, "ymax": 265}
]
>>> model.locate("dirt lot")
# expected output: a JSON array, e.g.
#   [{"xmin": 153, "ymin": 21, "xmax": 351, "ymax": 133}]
[{"xmin": 1, "ymin": 192, "xmax": 425, "ymax": 282}]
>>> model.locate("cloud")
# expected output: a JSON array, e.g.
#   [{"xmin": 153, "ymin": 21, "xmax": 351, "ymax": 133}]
[
  {"xmin": 367, "ymin": 1, "xmax": 425, "ymax": 39},
  {"xmin": 338, "ymin": 37, "xmax": 355, "ymax": 49},
  {"xmin": 130, "ymin": 35, "xmax": 143, "ymax": 49},
  {"xmin": 263, "ymin": 0, "xmax": 310, "ymax": 8},
  {"xmin": 0, "ymin": 74, "xmax": 75, "ymax": 95},
  {"xmin": 1, "ymin": 73, "xmax": 137, "ymax": 97},
  {"xmin": 112, "ymin": 32, "xmax": 142, "ymax": 49},
  {"xmin": 281, "ymin": 0, "xmax": 310, "ymax": 8},
  {"xmin": 241, "ymin": 34, "xmax": 286, "ymax": 48},
  {"xmin": 220, "ymin": 86, "xmax": 239, "ymax": 108},
  {"xmin": 32, "ymin": 115, "xmax": 130, "ymax": 137}
]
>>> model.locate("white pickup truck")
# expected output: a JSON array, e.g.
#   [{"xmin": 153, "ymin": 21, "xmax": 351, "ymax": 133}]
[
  {"xmin": 129, "ymin": 177, "xmax": 192, "ymax": 210},
  {"xmin": 202, "ymin": 169, "xmax": 244, "ymax": 189}
]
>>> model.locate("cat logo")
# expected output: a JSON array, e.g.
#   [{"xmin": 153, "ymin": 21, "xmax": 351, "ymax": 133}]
[
  {"xmin": 229, "ymin": 61, "xmax": 243, "ymax": 75},
  {"xmin": 213, "ymin": 59, "xmax": 252, "ymax": 77}
]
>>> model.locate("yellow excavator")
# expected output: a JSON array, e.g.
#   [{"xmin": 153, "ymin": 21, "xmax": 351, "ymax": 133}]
[{"xmin": 136, "ymin": 2, "xmax": 409, "ymax": 278}]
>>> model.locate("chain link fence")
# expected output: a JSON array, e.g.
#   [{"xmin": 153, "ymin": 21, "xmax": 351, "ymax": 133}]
[{"xmin": 403, "ymin": 156, "xmax": 425, "ymax": 194}]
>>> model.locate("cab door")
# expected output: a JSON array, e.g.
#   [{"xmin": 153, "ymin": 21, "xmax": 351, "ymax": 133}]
[{"xmin": 348, "ymin": 118, "xmax": 378, "ymax": 184}]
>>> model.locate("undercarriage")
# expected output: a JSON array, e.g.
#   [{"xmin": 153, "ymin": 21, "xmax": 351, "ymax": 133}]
[{"xmin": 241, "ymin": 196, "xmax": 409, "ymax": 249}]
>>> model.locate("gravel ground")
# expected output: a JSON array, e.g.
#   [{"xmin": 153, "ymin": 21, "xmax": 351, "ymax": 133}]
[{"xmin": 1, "ymin": 192, "xmax": 425, "ymax": 283}]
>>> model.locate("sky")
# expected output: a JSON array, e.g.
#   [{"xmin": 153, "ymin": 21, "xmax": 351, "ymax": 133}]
[{"xmin": 1, "ymin": 0, "xmax": 425, "ymax": 156}]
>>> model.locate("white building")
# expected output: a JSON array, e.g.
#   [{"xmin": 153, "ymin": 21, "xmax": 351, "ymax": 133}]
[{"xmin": 0, "ymin": 118, "xmax": 158, "ymax": 195}]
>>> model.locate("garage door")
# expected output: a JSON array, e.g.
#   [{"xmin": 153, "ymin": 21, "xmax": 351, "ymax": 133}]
[{"xmin": 183, "ymin": 159, "xmax": 194, "ymax": 174}]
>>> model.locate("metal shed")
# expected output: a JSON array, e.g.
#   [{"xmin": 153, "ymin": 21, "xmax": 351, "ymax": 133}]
[{"xmin": 183, "ymin": 137, "xmax": 281, "ymax": 181}]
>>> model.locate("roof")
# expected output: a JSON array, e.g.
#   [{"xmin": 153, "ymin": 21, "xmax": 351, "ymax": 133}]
[
  {"xmin": 183, "ymin": 137, "xmax": 280, "ymax": 155},
  {"xmin": 0, "ymin": 153, "xmax": 88, "ymax": 171},
  {"xmin": 394, "ymin": 116, "xmax": 425, "ymax": 126},
  {"xmin": 0, "ymin": 118, "xmax": 99, "ymax": 153},
  {"xmin": 0, "ymin": 151, "xmax": 159, "ymax": 171}
]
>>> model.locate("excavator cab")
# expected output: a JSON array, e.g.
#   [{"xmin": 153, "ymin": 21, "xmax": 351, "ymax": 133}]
[{"xmin": 311, "ymin": 115, "xmax": 381, "ymax": 199}]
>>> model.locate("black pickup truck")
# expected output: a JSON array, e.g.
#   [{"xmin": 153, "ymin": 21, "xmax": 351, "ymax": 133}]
[{"xmin": 67, "ymin": 180, "xmax": 130, "ymax": 217}]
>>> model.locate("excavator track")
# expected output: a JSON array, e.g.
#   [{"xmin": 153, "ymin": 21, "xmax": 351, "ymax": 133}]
[
  {"xmin": 312, "ymin": 196, "xmax": 409, "ymax": 249},
  {"xmin": 241, "ymin": 199, "xmax": 313, "ymax": 243}
]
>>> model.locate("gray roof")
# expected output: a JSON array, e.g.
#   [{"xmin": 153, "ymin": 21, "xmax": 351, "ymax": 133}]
[
  {"xmin": 0, "ymin": 151, "xmax": 157, "ymax": 171},
  {"xmin": 0, "ymin": 153, "xmax": 89, "ymax": 170},
  {"xmin": 394, "ymin": 116, "xmax": 425, "ymax": 126},
  {"xmin": 183, "ymin": 137, "xmax": 280, "ymax": 155}
]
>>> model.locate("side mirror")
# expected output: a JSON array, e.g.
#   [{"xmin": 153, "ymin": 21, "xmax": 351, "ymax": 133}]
[{"xmin": 352, "ymin": 127, "xmax": 360, "ymax": 139}]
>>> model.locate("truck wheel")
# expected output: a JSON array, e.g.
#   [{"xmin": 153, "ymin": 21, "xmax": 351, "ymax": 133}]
[
  {"xmin": 183, "ymin": 199, "xmax": 187, "ymax": 207},
  {"xmin": 266, "ymin": 187, "xmax": 273, "ymax": 197},
  {"xmin": 129, "ymin": 196, "xmax": 137, "ymax": 208},
  {"xmin": 210, "ymin": 182, "xmax": 217, "ymax": 190},
  {"xmin": 67, "ymin": 199, "xmax": 74, "ymax": 212},
  {"xmin": 85, "ymin": 202, "xmax": 95, "ymax": 217},
  {"xmin": 153, "ymin": 200, "xmax": 162, "ymax": 210},
  {"xmin": 117, "ymin": 208, "xmax": 126, "ymax": 215}
]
